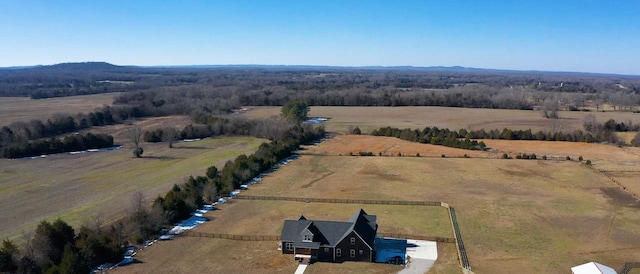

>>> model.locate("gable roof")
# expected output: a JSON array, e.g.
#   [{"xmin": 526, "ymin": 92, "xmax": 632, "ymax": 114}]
[
  {"xmin": 571, "ymin": 261, "xmax": 617, "ymax": 274},
  {"xmin": 281, "ymin": 209, "xmax": 377, "ymax": 248}
]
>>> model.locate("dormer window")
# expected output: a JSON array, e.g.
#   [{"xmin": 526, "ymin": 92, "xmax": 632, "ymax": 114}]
[{"xmin": 303, "ymin": 234, "xmax": 312, "ymax": 242}]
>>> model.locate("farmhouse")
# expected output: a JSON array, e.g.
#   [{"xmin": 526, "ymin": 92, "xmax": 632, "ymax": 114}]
[{"xmin": 280, "ymin": 209, "xmax": 378, "ymax": 263}]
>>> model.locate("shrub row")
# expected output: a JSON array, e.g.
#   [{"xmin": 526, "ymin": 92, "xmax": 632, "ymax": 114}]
[{"xmin": 2, "ymin": 133, "xmax": 114, "ymax": 158}]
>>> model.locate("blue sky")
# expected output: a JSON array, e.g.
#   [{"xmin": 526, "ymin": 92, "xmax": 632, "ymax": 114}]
[{"xmin": 1, "ymin": 1, "xmax": 639, "ymax": 75}]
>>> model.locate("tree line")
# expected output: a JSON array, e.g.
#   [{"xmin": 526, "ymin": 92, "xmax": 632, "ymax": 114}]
[
  {"xmin": 367, "ymin": 118, "xmax": 639, "ymax": 151},
  {"xmin": 0, "ymin": 219, "xmax": 122, "ymax": 273},
  {"xmin": 2, "ymin": 132, "xmax": 114, "ymax": 158},
  {"xmin": 153, "ymin": 123, "xmax": 325, "ymax": 223},
  {"xmin": 370, "ymin": 126, "xmax": 487, "ymax": 150}
]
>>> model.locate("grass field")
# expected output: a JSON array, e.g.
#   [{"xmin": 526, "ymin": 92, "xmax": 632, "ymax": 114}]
[
  {"xmin": 0, "ymin": 93, "xmax": 118, "ymax": 126},
  {"xmin": 0, "ymin": 136, "xmax": 266, "ymax": 241},
  {"xmin": 114, "ymin": 135, "xmax": 640, "ymax": 274},
  {"xmin": 118, "ymin": 199, "xmax": 453, "ymax": 274},
  {"xmin": 240, "ymin": 106, "xmax": 640, "ymax": 136},
  {"xmin": 247, "ymin": 153, "xmax": 640, "ymax": 273}
]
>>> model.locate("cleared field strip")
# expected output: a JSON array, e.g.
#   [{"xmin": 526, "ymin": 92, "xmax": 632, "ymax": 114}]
[{"xmin": 0, "ymin": 93, "xmax": 118, "ymax": 126}]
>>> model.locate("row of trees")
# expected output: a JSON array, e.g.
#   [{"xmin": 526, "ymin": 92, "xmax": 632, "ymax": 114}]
[
  {"xmin": 0, "ymin": 104, "xmax": 151, "ymax": 151},
  {"xmin": 368, "ymin": 123, "xmax": 631, "ymax": 151},
  {"xmin": 0, "ymin": 219, "xmax": 122, "ymax": 273},
  {"xmin": 152, "ymin": 123, "xmax": 325, "ymax": 225},
  {"xmin": 370, "ymin": 126, "xmax": 487, "ymax": 150},
  {"xmin": 2, "ymin": 132, "xmax": 114, "ymax": 158}
]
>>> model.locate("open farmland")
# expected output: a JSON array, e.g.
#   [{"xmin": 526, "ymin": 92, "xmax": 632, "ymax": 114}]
[
  {"xmin": 241, "ymin": 151, "xmax": 640, "ymax": 273},
  {"xmin": 240, "ymin": 106, "xmax": 640, "ymax": 135},
  {"xmin": 118, "ymin": 200, "xmax": 452, "ymax": 274},
  {"xmin": 0, "ymin": 136, "xmax": 265, "ymax": 241},
  {"xmin": 114, "ymin": 134, "xmax": 640, "ymax": 274},
  {"xmin": 0, "ymin": 93, "xmax": 118, "ymax": 126}
]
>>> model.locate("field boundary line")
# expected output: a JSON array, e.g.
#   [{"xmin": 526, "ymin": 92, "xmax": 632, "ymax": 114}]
[
  {"xmin": 619, "ymin": 262, "xmax": 640, "ymax": 274},
  {"xmin": 588, "ymin": 165, "xmax": 639, "ymax": 200},
  {"xmin": 234, "ymin": 195, "xmax": 443, "ymax": 206},
  {"xmin": 179, "ymin": 231, "xmax": 280, "ymax": 241}
]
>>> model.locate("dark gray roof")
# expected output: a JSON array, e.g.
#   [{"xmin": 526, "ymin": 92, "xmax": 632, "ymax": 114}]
[{"xmin": 280, "ymin": 209, "xmax": 377, "ymax": 248}]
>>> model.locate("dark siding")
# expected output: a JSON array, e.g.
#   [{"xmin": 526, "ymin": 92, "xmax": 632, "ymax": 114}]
[
  {"xmin": 317, "ymin": 247, "xmax": 334, "ymax": 262},
  {"xmin": 335, "ymin": 231, "xmax": 372, "ymax": 262}
]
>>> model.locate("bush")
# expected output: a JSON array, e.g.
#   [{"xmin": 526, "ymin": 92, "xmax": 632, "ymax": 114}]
[
  {"xmin": 502, "ymin": 153, "xmax": 509, "ymax": 159},
  {"xmin": 585, "ymin": 160, "xmax": 592, "ymax": 166},
  {"xmin": 542, "ymin": 155, "xmax": 547, "ymax": 160},
  {"xmin": 566, "ymin": 156, "xmax": 571, "ymax": 161},
  {"xmin": 578, "ymin": 156, "xmax": 583, "ymax": 161},
  {"xmin": 133, "ymin": 147, "xmax": 144, "ymax": 158},
  {"xmin": 441, "ymin": 154, "xmax": 446, "ymax": 158}
]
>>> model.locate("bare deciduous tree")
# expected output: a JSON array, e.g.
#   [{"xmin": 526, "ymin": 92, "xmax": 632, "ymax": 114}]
[
  {"xmin": 162, "ymin": 127, "xmax": 178, "ymax": 148},
  {"xmin": 583, "ymin": 114, "xmax": 598, "ymax": 132},
  {"xmin": 542, "ymin": 98, "xmax": 560, "ymax": 119},
  {"xmin": 126, "ymin": 124, "xmax": 143, "ymax": 157},
  {"xmin": 131, "ymin": 191, "xmax": 146, "ymax": 213}
]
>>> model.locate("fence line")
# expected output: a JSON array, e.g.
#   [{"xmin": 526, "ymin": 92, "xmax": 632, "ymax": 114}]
[
  {"xmin": 619, "ymin": 262, "xmax": 640, "ymax": 274},
  {"xmin": 181, "ymin": 231, "xmax": 280, "ymax": 241},
  {"xmin": 588, "ymin": 165, "xmax": 639, "ymax": 200},
  {"xmin": 448, "ymin": 207, "xmax": 474, "ymax": 273},
  {"xmin": 378, "ymin": 232, "xmax": 455, "ymax": 243},
  {"xmin": 235, "ymin": 195, "xmax": 443, "ymax": 206}
]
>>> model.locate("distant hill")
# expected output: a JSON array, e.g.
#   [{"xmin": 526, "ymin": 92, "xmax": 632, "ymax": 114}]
[
  {"xmin": 1, "ymin": 62, "xmax": 639, "ymax": 78},
  {"xmin": 34, "ymin": 62, "xmax": 127, "ymax": 72}
]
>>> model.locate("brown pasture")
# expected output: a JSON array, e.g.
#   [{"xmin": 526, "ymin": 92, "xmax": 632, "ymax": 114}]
[
  {"xmin": 240, "ymin": 106, "xmax": 640, "ymax": 136},
  {"xmin": 0, "ymin": 93, "xmax": 118, "ymax": 126},
  {"xmin": 118, "ymin": 200, "xmax": 451, "ymax": 274},
  {"xmin": 114, "ymin": 134, "xmax": 640, "ymax": 274},
  {"xmin": 244, "ymin": 151, "xmax": 640, "ymax": 273}
]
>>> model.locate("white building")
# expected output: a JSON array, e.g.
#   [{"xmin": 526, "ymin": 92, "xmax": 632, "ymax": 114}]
[{"xmin": 571, "ymin": 261, "xmax": 617, "ymax": 274}]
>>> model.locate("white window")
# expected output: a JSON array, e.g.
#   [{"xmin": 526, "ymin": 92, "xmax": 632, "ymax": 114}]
[
  {"xmin": 350, "ymin": 237, "xmax": 355, "ymax": 245},
  {"xmin": 285, "ymin": 242, "xmax": 293, "ymax": 250},
  {"xmin": 324, "ymin": 247, "xmax": 329, "ymax": 253},
  {"xmin": 336, "ymin": 248, "xmax": 341, "ymax": 257},
  {"xmin": 350, "ymin": 249, "xmax": 355, "ymax": 257},
  {"xmin": 303, "ymin": 234, "xmax": 312, "ymax": 242},
  {"xmin": 359, "ymin": 250, "xmax": 363, "ymax": 255}
]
